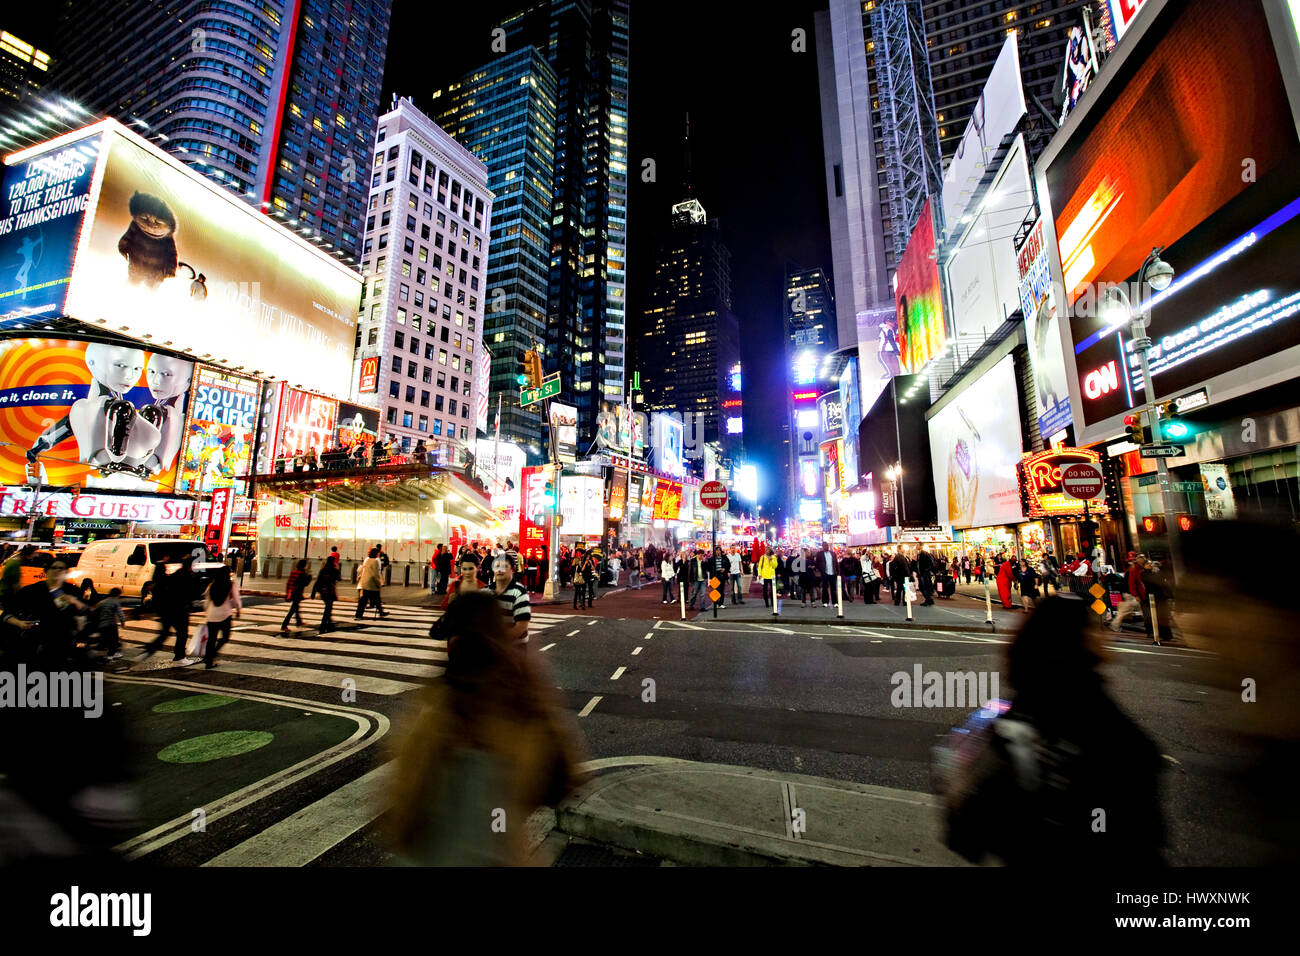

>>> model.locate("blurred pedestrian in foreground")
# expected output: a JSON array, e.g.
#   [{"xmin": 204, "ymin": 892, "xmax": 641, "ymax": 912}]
[
  {"xmin": 388, "ymin": 591, "xmax": 587, "ymax": 865},
  {"xmin": 940, "ymin": 595, "xmax": 1164, "ymax": 866},
  {"xmin": 1179, "ymin": 519, "xmax": 1300, "ymax": 864}
]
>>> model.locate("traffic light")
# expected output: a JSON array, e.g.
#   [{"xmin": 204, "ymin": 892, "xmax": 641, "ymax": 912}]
[
  {"xmin": 1140, "ymin": 514, "xmax": 1166, "ymax": 535},
  {"xmin": 1155, "ymin": 401, "xmax": 1191, "ymax": 444},
  {"xmin": 521, "ymin": 349, "xmax": 544, "ymax": 388},
  {"xmin": 1123, "ymin": 413, "xmax": 1151, "ymax": 445}
]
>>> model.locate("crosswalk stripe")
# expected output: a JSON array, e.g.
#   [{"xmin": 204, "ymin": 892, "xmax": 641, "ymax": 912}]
[
  {"xmin": 119, "ymin": 634, "xmax": 442, "ymax": 678},
  {"xmin": 201, "ymin": 661, "xmax": 428, "ymax": 695}
]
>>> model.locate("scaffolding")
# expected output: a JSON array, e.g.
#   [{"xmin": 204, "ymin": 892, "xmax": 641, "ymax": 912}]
[{"xmin": 870, "ymin": 0, "xmax": 945, "ymax": 257}]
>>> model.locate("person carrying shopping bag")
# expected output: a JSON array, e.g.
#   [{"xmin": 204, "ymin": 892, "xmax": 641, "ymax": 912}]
[{"xmin": 201, "ymin": 566, "xmax": 241, "ymax": 669}]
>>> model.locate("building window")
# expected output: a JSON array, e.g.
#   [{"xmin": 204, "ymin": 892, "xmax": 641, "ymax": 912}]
[
  {"xmin": 422, "ymin": 367, "xmax": 432, "ymax": 383},
  {"xmin": 403, "ymin": 411, "xmax": 413, "ymax": 428},
  {"xmin": 407, "ymin": 361, "xmax": 417, "ymax": 378},
  {"xmin": 420, "ymin": 390, "xmax": 430, "ymax": 407},
  {"xmin": 399, "ymin": 284, "xmax": 409, "ymax": 302},
  {"xmin": 449, "ymin": 399, "xmax": 458, "ymax": 416},
  {"xmin": 391, "ymin": 355, "xmax": 401, "ymax": 373},
  {"xmin": 388, "ymin": 380, "xmax": 399, "ymax": 398},
  {"xmin": 386, "ymin": 406, "xmax": 397, "ymax": 424},
  {"xmin": 396, "ymin": 308, "xmax": 406, "ymax": 325},
  {"xmin": 435, "ymin": 395, "xmax": 444, "ymax": 411},
  {"xmin": 394, "ymin": 331, "xmax": 404, "ymax": 348},
  {"xmin": 439, "ymin": 349, "xmax": 447, "ymax": 365},
  {"xmin": 406, "ymin": 386, "xmax": 415, "ymax": 403},
  {"xmin": 418, "ymin": 415, "xmax": 428, "ymax": 432},
  {"xmin": 432, "ymin": 420, "xmax": 442, "ymax": 436},
  {"xmin": 367, "ymin": 328, "xmax": 378, "ymax": 346}
]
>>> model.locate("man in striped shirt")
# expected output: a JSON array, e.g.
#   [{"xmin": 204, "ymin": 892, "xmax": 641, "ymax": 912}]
[{"xmin": 492, "ymin": 556, "xmax": 531, "ymax": 645}]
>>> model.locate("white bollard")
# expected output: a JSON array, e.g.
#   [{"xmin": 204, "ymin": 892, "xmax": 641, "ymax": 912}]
[
  {"xmin": 905, "ymin": 578, "xmax": 914, "ymax": 622},
  {"xmin": 837, "ymin": 574, "xmax": 843, "ymax": 619},
  {"xmin": 984, "ymin": 579, "xmax": 994, "ymax": 630},
  {"xmin": 680, "ymin": 574, "xmax": 687, "ymax": 621}
]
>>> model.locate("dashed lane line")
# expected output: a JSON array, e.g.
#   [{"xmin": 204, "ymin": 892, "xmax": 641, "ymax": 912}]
[
  {"xmin": 578, "ymin": 696, "xmax": 603, "ymax": 717},
  {"xmin": 631, "ymin": 647, "xmax": 642, "ymax": 655},
  {"xmin": 540, "ymin": 643, "xmax": 556, "ymax": 652},
  {"xmin": 610, "ymin": 666, "xmax": 626, "ymax": 680}
]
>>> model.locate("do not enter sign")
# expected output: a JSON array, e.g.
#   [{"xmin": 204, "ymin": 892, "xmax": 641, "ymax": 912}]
[
  {"xmin": 700, "ymin": 480, "xmax": 729, "ymax": 510},
  {"xmin": 1061, "ymin": 463, "xmax": 1104, "ymax": 500}
]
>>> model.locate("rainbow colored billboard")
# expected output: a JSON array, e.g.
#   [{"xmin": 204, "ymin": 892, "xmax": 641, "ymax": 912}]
[{"xmin": 894, "ymin": 199, "xmax": 947, "ymax": 374}]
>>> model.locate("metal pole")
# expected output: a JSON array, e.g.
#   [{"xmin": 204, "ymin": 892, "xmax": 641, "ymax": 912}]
[
  {"xmin": 303, "ymin": 499, "xmax": 311, "ymax": 561},
  {"xmin": 712, "ymin": 507, "xmax": 718, "ymax": 620},
  {"xmin": 1132, "ymin": 326, "xmax": 1182, "ymax": 581}
]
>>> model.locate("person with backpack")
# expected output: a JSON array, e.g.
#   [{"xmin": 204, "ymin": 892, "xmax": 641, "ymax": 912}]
[
  {"xmin": 202, "ymin": 566, "xmax": 241, "ymax": 669},
  {"xmin": 312, "ymin": 553, "xmax": 341, "ymax": 633},
  {"xmin": 940, "ymin": 596, "xmax": 1164, "ymax": 866},
  {"xmin": 282, "ymin": 560, "xmax": 312, "ymax": 633}
]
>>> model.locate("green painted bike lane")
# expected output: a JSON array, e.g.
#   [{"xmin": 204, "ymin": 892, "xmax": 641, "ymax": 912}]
[{"xmin": 113, "ymin": 681, "xmax": 362, "ymax": 841}]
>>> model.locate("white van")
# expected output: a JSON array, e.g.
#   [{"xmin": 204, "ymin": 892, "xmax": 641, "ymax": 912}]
[{"xmin": 65, "ymin": 539, "xmax": 226, "ymax": 603}]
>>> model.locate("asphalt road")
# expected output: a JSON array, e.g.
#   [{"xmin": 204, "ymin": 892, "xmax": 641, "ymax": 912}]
[{"xmin": 104, "ymin": 595, "xmax": 1256, "ymax": 866}]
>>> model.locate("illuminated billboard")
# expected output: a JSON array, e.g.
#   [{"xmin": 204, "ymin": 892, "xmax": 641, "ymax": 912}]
[
  {"xmin": 895, "ymin": 200, "xmax": 947, "ymax": 374},
  {"xmin": 176, "ymin": 365, "xmax": 259, "ymax": 493},
  {"xmin": 1017, "ymin": 217, "xmax": 1073, "ymax": 439},
  {"xmin": 561, "ymin": 474, "xmax": 604, "ymax": 536},
  {"xmin": 358, "ymin": 355, "xmax": 379, "ymax": 393},
  {"xmin": 1019, "ymin": 446, "xmax": 1110, "ymax": 519},
  {"xmin": 274, "ymin": 386, "xmax": 338, "ymax": 460},
  {"xmin": 17, "ymin": 120, "xmax": 363, "ymax": 397},
  {"xmin": 337, "ymin": 402, "xmax": 379, "ymax": 449},
  {"xmin": 0, "ymin": 131, "xmax": 101, "ymax": 319},
  {"xmin": 1043, "ymin": 0, "xmax": 1300, "ymax": 437},
  {"xmin": 0, "ymin": 336, "xmax": 192, "ymax": 491},
  {"xmin": 652, "ymin": 413, "xmax": 684, "ymax": 478},
  {"xmin": 928, "ymin": 355, "xmax": 1024, "ymax": 529},
  {"xmin": 650, "ymin": 478, "xmax": 683, "ymax": 521}
]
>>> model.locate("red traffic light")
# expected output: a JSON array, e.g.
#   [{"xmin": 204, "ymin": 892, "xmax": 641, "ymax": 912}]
[{"xmin": 1123, "ymin": 414, "xmax": 1139, "ymax": 426}]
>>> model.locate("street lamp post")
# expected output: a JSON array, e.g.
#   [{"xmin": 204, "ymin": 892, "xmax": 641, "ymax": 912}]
[{"xmin": 1102, "ymin": 248, "xmax": 1181, "ymax": 580}]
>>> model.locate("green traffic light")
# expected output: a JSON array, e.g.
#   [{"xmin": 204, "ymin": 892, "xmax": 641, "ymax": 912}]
[
  {"xmin": 1164, "ymin": 420, "xmax": 1190, "ymax": 440},
  {"xmin": 517, "ymin": 374, "xmax": 528, "ymax": 385}
]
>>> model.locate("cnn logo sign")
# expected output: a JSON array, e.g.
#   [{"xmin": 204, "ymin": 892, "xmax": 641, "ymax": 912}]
[{"xmin": 1083, "ymin": 360, "xmax": 1119, "ymax": 400}]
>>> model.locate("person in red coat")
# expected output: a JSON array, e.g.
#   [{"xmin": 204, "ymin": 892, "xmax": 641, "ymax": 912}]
[{"xmin": 996, "ymin": 553, "xmax": 1016, "ymax": 609}]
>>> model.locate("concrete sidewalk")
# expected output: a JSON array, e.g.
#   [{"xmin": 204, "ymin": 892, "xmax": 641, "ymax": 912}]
[{"xmin": 539, "ymin": 758, "xmax": 970, "ymax": 867}]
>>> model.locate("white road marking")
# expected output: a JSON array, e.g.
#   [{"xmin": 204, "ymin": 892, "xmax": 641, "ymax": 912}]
[
  {"xmin": 652, "ymin": 620, "xmax": 664, "ymax": 630},
  {"xmin": 578, "ymin": 695, "xmax": 603, "ymax": 717},
  {"xmin": 644, "ymin": 632, "xmax": 654, "ymax": 640},
  {"xmin": 631, "ymin": 647, "xmax": 642, "ymax": 655},
  {"xmin": 610, "ymin": 666, "xmax": 626, "ymax": 680},
  {"xmin": 205, "ymin": 762, "xmax": 395, "ymax": 867},
  {"xmin": 588, "ymin": 620, "xmax": 597, "ymax": 626},
  {"xmin": 567, "ymin": 629, "xmax": 580, "ymax": 637},
  {"xmin": 539, "ymin": 643, "xmax": 556, "ymax": 652},
  {"xmin": 201, "ymin": 661, "xmax": 429, "ymax": 695}
]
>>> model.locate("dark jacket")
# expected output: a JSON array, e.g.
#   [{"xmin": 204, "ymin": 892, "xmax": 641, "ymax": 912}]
[
  {"xmin": 285, "ymin": 568, "xmax": 312, "ymax": 601},
  {"xmin": 888, "ymin": 556, "xmax": 911, "ymax": 580},
  {"xmin": 312, "ymin": 560, "xmax": 340, "ymax": 599}
]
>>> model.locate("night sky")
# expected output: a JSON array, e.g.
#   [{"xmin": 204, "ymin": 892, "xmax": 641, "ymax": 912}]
[{"xmin": 11, "ymin": 0, "xmax": 836, "ymax": 516}]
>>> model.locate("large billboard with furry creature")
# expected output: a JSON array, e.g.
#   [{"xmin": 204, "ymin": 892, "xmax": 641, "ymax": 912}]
[{"xmin": 11, "ymin": 120, "xmax": 362, "ymax": 396}]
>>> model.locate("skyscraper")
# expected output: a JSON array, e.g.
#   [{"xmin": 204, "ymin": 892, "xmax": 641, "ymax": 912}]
[
  {"xmin": 926, "ymin": 0, "xmax": 1090, "ymax": 163},
  {"xmin": 352, "ymin": 98, "xmax": 491, "ymax": 454},
  {"xmin": 784, "ymin": 266, "xmax": 837, "ymax": 522},
  {"xmin": 49, "ymin": 0, "xmax": 393, "ymax": 263},
  {"xmin": 641, "ymin": 193, "xmax": 741, "ymax": 460},
  {"xmin": 816, "ymin": 0, "xmax": 943, "ymax": 347},
  {"xmin": 431, "ymin": 48, "xmax": 558, "ymax": 452},
  {"xmin": 497, "ymin": 0, "xmax": 629, "ymax": 450},
  {"xmin": 0, "ymin": 29, "xmax": 51, "ymax": 104}
]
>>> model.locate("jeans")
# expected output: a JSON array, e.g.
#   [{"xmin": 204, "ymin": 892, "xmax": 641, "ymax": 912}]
[
  {"xmin": 204, "ymin": 617, "xmax": 232, "ymax": 666},
  {"xmin": 844, "ymin": 576, "xmax": 857, "ymax": 602},
  {"xmin": 762, "ymin": 579, "xmax": 774, "ymax": 607},
  {"xmin": 688, "ymin": 581, "xmax": 705, "ymax": 609},
  {"xmin": 662, "ymin": 578, "xmax": 675, "ymax": 602},
  {"xmin": 820, "ymin": 577, "xmax": 833, "ymax": 604},
  {"xmin": 890, "ymin": 579, "xmax": 905, "ymax": 604},
  {"xmin": 730, "ymin": 574, "xmax": 743, "ymax": 603},
  {"xmin": 573, "ymin": 582, "xmax": 588, "ymax": 609},
  {"xmin": 319, "ymin": 592, "xmax": 335, "ymax": 630}
]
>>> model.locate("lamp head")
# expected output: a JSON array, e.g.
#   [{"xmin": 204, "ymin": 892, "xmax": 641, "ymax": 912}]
[{"xmin": 1144, "ymin": 253, "xmax": 1174, "ymax": 291}]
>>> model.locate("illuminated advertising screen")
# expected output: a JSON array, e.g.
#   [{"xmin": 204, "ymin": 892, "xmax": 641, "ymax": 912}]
[
  {"xmin": 651, "ymin": 479, "xmax": 683, "ymax": 521},
  {"xmin": 838, "ymin": 358, "xmax": 861, "ymax": 489},
  {"xmin": 1017, "ymin": 217, "xmax": 1074, "ymax": 439},
  {"xmin": 1044, "ymin": 0, "xmax": 1300, "ymax": 436},
  {"xmin": 596, "ymin": 401, "xmax": 646, "ymax": 454},
  {"xmin": 549, "ymin": 402, "xmax": 578, "ymax": 463},
  {"xmin": 0, "ymin": 131, "xmax": 102, "ymax": 319},
  {"xmin": 895, "ymin": 200, "xmax": 947, "ymax": 374},
  {"xmin": 274, "ymin": 387, "xmax": 338, "ymax": 459},
  {"xmin": 176, "ymin": 365, "xmax": 259, "ymax": 493},
  {"xmin": 518, "ymin": 465, "xmax": 549, "ymax": 561},
  {"xmin": 0, "ymin": 336, "xmax": 192, "ymax": 491},
  {"xmin": 945, "ymin": 137, "xmax": 1034, "ymax": 338},
  {"xmin": 337, "ymin": 402, "xmax": 379, "ymax": 449},
  {"xmin": 818, "ymin": 390, "xmax": 844, "ymax": 440},
  {"xmin": 928, "ymin": 355, "xmax": 1025, "ymax": 529},
  {"xmin": 652, "ymin": 413, "xmax": 685, "ymax": 478},
  {"xmin": 561, "ymin": 474, "xmax": 604, "ymax": 536},
  {"xmin": 1019, "ymin": 447, "xmax": 1110, "ymax": 519},
  {"xmin": 855, "ymin": 307, "xmax": 901, "ymax": 412},
  {"xmin": 54, "ymin": 121, "xmax": 360, "ymax": 397}
]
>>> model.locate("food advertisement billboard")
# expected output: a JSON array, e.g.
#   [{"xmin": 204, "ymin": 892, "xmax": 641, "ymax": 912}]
[
  {"xmin": 0, "ymin": 336, "xmax": 192, "ymax": 491},
  {"xmin": 176, "ymin": 365, "xmax": 259, "ymax": 493},
  {"xmin": 52, "ymin": 121, "xmax": 360, "ymax": 397},
  {"xmin": 927, "ymin": 355, "xmax": 1025, "ymax": 529},
  {"xmin": 1043, "ymin": 0, "xmax": 1300, "ymax": 438},
  {"xmin": 894, "ymin": 200, "xmax": 947, "ymax": 374},
  {"xmin": 0, "ymin": 130, "xmax": 102, "ymax": 319}
]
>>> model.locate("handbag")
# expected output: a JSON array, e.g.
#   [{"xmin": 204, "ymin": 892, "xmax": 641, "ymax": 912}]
[{"xmin": 186, "ymin": 621, "xmax": 209, "ymax": 658}]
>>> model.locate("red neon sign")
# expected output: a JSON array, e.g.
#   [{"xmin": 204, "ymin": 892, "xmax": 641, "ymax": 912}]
[
  {"xmin": 792, "ymin": 390, "xmax": 818, "ymax": 402},
  {"xmin": 1019, "ymin": 446, "xmax": 1110, "ymax": 519},
  {"xmin": 721, "ymin": 399, "xmax": 743, "ymax": 408}
]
